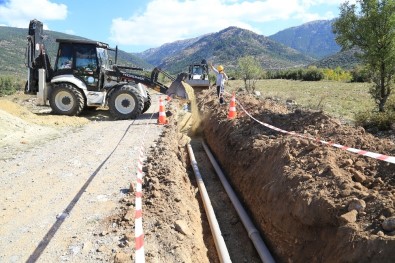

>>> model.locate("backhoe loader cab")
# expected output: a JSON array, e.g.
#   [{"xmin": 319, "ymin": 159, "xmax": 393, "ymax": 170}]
[
  {"xmin": 54, "ymin": 39, "xmax": 111, "ymax": 91},
  {"xmin": 25, "ymin": 19, "xmax": 190, "ymax": 120},
  {"xmin": 185, "ymin": 59, "xmax": 210, "ymax": 90}
]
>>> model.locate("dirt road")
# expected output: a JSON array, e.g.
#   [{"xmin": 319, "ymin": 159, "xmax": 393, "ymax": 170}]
[{"xmin": 0, "ymin": 94, "xmax": 163, "ymax": 262}]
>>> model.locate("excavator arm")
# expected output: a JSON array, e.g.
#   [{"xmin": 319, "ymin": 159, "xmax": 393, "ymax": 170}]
[
  {"xmin": 25, "ymin": 19, "xmax": 52, "ymax": 94},
  {"xmin": 112, "ymin": 66, "xmax": 191, "ymax": 99}
]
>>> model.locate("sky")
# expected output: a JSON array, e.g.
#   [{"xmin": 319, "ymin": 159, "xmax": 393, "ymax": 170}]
[{"xmin": 0, "ymin": 0, "xmax": 351, "ymax": 53}]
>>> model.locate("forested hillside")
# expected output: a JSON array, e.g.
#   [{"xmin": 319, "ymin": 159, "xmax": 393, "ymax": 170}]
[
  {"xmin": 1, "ymin": 20, "xmax": 361, "ymax": 78},
  {"xmin": 269, "ymin": 20, "xmax": 341, "ymax": 59},
  {"xmin": 148, "ymin": 26, "xmax": 316, "ymax": 73},
  {"xmin": 0, "ymin": 26, "xmax": 151, "ymax": 77}
]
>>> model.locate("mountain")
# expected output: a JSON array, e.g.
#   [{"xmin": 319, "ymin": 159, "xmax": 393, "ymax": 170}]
[
  {"xmin": 269, "ymin": 20, "xmax": 341, "ymax": 59},
  {"xmin": 0, "ymin": 25, "xmax": 150, "ymax": 77},
  {"xmin": 310, "ymin": 47, "xmax": 362, "ymax": 70},
  {"xmin": 1, "ymin": 21, "xmax": 360, "ymax": 79},
  {"xmin": 137, "ymin": 35, "xmax": 206, "ymax": 66},
  {"xmin": 137, "ymin": 26, "xmax": 316, "ymax": 74}
]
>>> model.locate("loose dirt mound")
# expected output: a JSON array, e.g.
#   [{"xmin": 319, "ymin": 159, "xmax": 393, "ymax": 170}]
[
  {"xmin": 0, "ymin": 95, "xmax": 89, "ymax": 160},
  {"xmin": 102, "ymin": 102, "xmax": 218, "ymax": 262},
  {"xmin": 199, "ymin": 90, "xmax": 395, "ymax": 262}
]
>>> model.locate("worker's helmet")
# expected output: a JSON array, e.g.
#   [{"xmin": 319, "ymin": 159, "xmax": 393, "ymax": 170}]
[{"xmin": 217, "ymin": 65, "xmax": 224, "ymax": 72}]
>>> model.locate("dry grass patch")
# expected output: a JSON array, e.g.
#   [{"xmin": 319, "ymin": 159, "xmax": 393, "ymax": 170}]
[{"xmin": 227, "ymin": 79, "xmax": 375, "ymax": 123}]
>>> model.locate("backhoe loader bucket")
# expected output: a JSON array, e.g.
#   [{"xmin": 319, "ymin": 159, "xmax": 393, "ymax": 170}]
[{"xmin": 166, "ymin": 73, "xmax": 193, "ymax": 100}]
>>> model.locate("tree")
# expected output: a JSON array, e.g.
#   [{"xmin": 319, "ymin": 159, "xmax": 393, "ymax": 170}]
[
  {"xmin": 333, "ymin": 0, "xmax": 395, "ymax": 112},
  {"xmin": 237, "ymin": 56, "xmax": 263, "ymax": 93},
  {"xmin": 0, "ymin": 76, "xmax": 16, "ymax": 96}
]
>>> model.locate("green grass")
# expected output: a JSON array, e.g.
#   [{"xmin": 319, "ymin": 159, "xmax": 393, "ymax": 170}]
[{"xmin": 227, "ymin": 79, "xmax": 376, "ymax": 123}]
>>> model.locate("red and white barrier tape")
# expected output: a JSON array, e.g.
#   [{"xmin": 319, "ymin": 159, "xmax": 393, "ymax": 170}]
[
  {"xmin": 135, "ymin": 145, "xmax": 145, "ymax": 262},
  {"xmin": 226, "ymin": 92, "xmax": 395, "ymax": 165},
  {"xmin": 133, "ymin": 96, "xmax": 169, "ymax": 262}
]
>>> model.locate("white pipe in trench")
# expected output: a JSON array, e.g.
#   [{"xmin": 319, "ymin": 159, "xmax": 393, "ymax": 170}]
[
  {"xmin": 202, "ymin": 141, "xmax": 276, "ymax": 263},
  {"xmin": 186, "ymin": 143, "xmax": 232, "ymax": 263}
]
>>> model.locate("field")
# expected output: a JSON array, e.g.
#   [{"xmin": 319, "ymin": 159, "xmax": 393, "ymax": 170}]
[
  {"xmin": 227, "ymin": 79, "xmax": 375, "ymax": 123},
  {"xmin": 0, "ymin": 76, "xmax": 381, "ymax": 125}
]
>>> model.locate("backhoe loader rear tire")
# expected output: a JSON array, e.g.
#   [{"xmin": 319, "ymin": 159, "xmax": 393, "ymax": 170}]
[
  {"xmin": 108, "ymin": 85, "xmax": 144, "ymax": 120},
  {"xmin": 49, "ymin": 83, "xmax": 85, "ymax": 116}
]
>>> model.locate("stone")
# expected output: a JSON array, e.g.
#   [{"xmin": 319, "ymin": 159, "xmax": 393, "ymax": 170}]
[
  {"xmin": 128, "ymin": 183, "xmax": 134, "ymax": 193},
  {"xmin": 114, "ymin": 252, "xmax": 132, "ymax": 263},
  {"xmin": 124, "ymin": 232, "xmax": 134, "ymax": 242},
  {"xmin": 300, "ymin": 139, "xmax": 309, "ymax": 146},
  {"xmin": 348, "ymin": 198, "xmax": 366, "ymax": 213},
  {"xmin": 123, "ymin": 210, "xmax": 134, "ymax": 221},
  {"xmin": 82, "ymin": 241, "xmax": 92, "ymax": 253},
  {"xmin": 354, "ymin": 161, "xmax": 365, "ymax": 171},
  {"xmin": 69, "ymin": 245, "xmax": 81, "ymax": 255},
  {"xmin": 340, "ymin": 189, "xmax": 351, "ymax": 197},
  {"xmin": 152, "ymin": 190, "xmax": 161, "ymax": 198},
  {"xmin": 382, "ymin": 217, "xmax": 395, "ymax": 232},
  {"xmin": 350, "ymin": 169, "xmax": 366, "ymax": 183},
  {"xmin": 97, "ymin": 245, "xmax": 109, "ymax": 253},
  {"xmin": 339, "ymin": 210, "xmax": 358, "ymax": 225},
  {"xmin": 174, "ymin": 220, "xmax": 191, "ymax": 236},
  {"xmin": 381, "ymin": 207, "xmax": 395, "ymax": 217},
  {"xmin": 343, "ymin": 159, "xmax": 353, "ymax": 166},
  {"xmin": 353, "ymin": 182, "xmax": 363, "ymax": 190}
]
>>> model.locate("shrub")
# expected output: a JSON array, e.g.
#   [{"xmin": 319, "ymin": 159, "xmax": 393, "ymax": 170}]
[
  {"xmin": 351, "ymin": 66, "xmax": 371, "ymax": 83},
  {"xmin": 354, "ymin": 110, "xmax": 395, "ymax": 131},
  {"xmin": 267, "ymin": 67, "xmax": 325, "ymax": 81},
  {"xmin": 385, "ymin": 95, "xmax": 395, "ymax": 112},
  {"xmin": 0, "ymin": 76, "xmax": 21, "ymax": 96},
  {"xmin": 301, "ymin": 67, "xmax": 324, "ymax": 81},
  {"xmin": 322, "ymin": 67, "xmax": 353, "ymax": 82}
]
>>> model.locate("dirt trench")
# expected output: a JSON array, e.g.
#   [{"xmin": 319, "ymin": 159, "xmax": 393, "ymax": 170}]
[
  {"xmin": 199, "ymin": 90, "xmax": 395, "ymax": 262},
  {"xmin": 107, "ymin": 88, "xmax": 395, "ymax": 262}
]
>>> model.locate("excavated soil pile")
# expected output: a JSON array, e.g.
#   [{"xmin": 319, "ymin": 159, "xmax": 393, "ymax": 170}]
[
  {"xmin": 0, "ymin": 95, "xmax": 89, "ymax": 160},
  {"xmin": 199, "ymin": 90, "xmax": 395, "ymax": 263}
]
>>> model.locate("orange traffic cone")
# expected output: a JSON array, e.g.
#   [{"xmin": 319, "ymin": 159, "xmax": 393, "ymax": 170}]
[
  {"xmin": 227, "ymin": 93, "xmax": 237, "ymax": 119},
  {"xmin": 158, "ymin": 97, "xmax": 168, "ymax": 124}
]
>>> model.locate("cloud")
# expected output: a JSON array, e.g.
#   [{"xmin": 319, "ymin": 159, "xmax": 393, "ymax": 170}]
[
  {"xmin": 110, "ymin": 0, "xmax": 344, "ymax": 48},
  {"xmin": 0, "ymin": 0, "xmax": 67, "ymax": 28}
]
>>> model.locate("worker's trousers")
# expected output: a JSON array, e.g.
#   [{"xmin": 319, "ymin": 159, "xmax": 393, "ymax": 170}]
[{"xmin": 216, "ymin": 85, "xmax": 224, "ymax": 104}]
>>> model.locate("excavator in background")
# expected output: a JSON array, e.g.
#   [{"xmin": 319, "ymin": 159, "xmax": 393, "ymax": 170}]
[
  {"xmin": 185, "ymin": 59, "xmax": 210, "ymax": 90},
  {"xmin": 25, "ymin": 19, "xmax": 190, "ymax": 120}
]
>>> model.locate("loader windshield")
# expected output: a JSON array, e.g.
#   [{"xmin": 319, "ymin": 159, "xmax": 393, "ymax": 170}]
[
  {"xmin": 97, "ymin": 48, "xmax": 109, "ymax": 69},
  {"xmin": 56, "ymin": 43, "xmax": 73, "ymax": 70}
]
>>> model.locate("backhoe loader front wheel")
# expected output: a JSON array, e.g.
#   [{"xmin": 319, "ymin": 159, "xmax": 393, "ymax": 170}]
[
  {"xmin": 108, "ymin": 85, "xmax": 144, "ymax": 120},
  {"xmin": 49, "ymin": 83, "xmax": 85, "ymax": 116},
  {"xmin": 142, "ymin": 89, "xmax": 151, "ymax": 114}
]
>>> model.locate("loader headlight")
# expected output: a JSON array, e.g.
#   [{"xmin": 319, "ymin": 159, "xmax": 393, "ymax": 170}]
[{"xmin": 87, "ymin": 76, "xmax": 94, "ymax": 84}]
